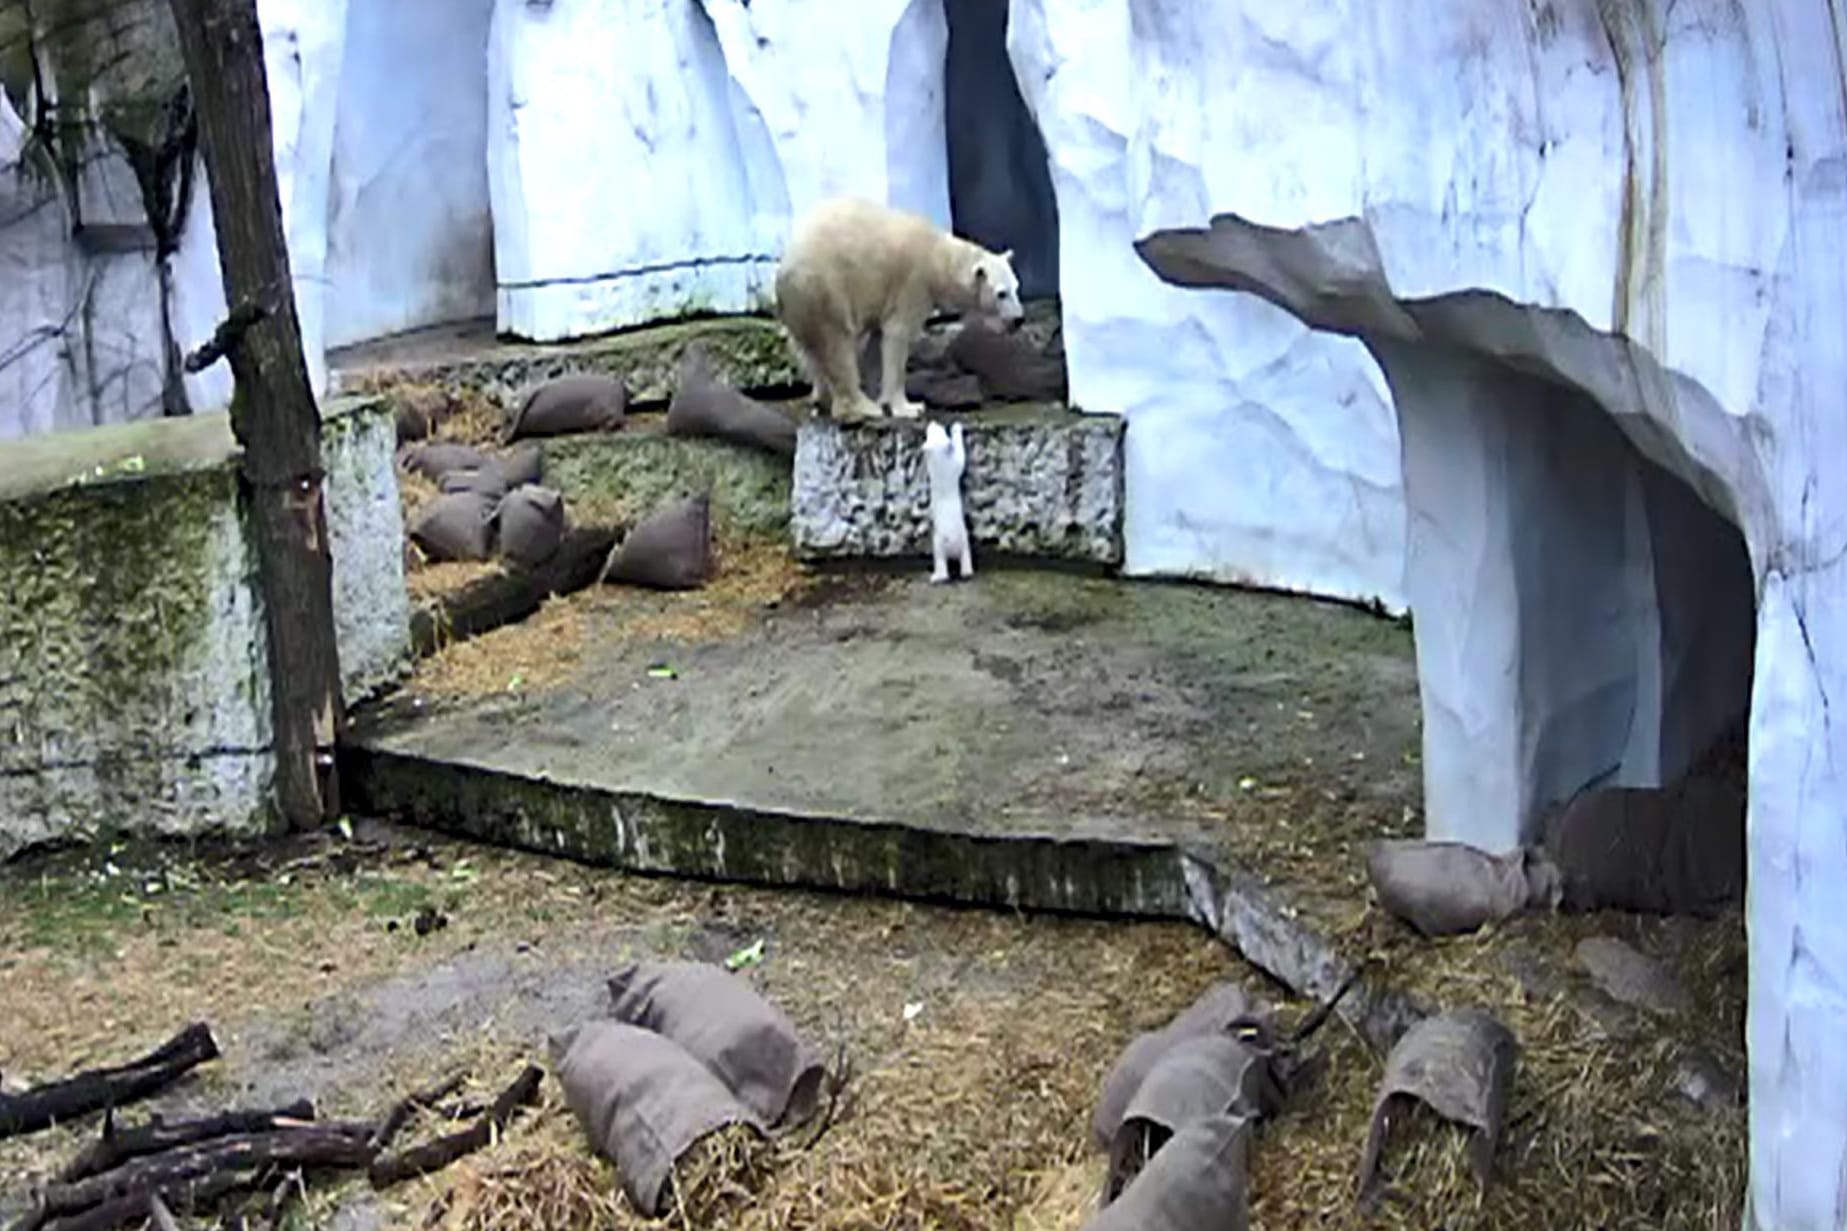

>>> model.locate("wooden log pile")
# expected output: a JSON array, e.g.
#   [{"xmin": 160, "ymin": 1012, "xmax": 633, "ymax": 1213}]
[{"xmin": 3, "ymin": 1023, "xmax": 542, "ymax": 1231}]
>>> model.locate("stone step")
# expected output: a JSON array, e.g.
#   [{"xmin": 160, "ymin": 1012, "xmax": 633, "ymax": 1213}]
[
  {"xmin": 330, "ymin": 316, "xmax": 803, "ymax": 406},
  {"xmin": 791, "ymin": 406, "xmax": 1125, "ymax": 567},
  {"xmin": 339, "ymin": 740, "xmax": 1417, "ymax": 1050}
]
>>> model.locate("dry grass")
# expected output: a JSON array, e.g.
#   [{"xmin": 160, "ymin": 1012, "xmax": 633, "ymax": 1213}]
[
  {"xmin": 394, "ymin": 917, "xmax": 1223, "ymax": 1231},
  {"xmin": 405, "ymin": 538, "xmax": 816, "ymax": 701},
  {"xmin": 1246, "ymin": 903, "xmax": 1747, "ymax": 1231},
  {"xmin": 0, "ymin": 831, "xmax": 1231, "ymax": 1231},
  {"xmin": 409, "ymin": 589, "xmax": 596, "ymax": 699}
]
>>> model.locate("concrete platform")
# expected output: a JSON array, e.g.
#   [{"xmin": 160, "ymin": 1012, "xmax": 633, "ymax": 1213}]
[{"xmin": 344, "ymin": 567, "xmax": 1426, "ymax": 1041}]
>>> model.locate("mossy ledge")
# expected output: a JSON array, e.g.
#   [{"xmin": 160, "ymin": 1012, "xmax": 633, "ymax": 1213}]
[
  {"xmin": 334, "ymin": 316, "xmax": 802, "ymax": 407},
  {"xmin": 338, "ymin": 743, "xmax": 1421, "ymax": 1047}
]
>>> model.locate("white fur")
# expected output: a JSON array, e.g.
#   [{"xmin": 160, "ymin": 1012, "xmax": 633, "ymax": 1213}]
[
  {"xmin": 922, "ymin": 421, "xmax": 974, "ymax": 583},
  {"xmin": 775, "ymin": 197, "xmax": 1024, "ymax": 423}
]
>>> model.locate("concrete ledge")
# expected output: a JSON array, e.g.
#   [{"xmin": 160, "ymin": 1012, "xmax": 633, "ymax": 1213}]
[
  {"xmin": 0, "ymin": 397, "xmax": 408, "ymax": 858},
  {"xmin": 791, "ymin": 407, "xmax": 1125, "ymax": 566},
  {"xmin": 330, "ymin": 317, "xmax": 802, "ymax": 406},
  {"xmin": 340, "ymin": 744, "xmax": 1421, "ymax": 1049}
]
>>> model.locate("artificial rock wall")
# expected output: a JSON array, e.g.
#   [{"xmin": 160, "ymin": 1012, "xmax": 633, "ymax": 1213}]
[
  {"xmin": 1006, "ymin": 0, "xmax": 1410, "ymax": 610},
  {"xmin": 1120, "ymin": 0, "xmax": 1845, "ymax": 1224}
]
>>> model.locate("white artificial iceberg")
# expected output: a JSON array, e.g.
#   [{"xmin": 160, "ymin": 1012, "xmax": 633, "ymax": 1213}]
[
  {"xmin": 1007, "ymin": 0, "xmax": 1409, "ymax": 609},
  {"xmin": 1096, "ymin": 0, "xmax": 1845, "ymax": 1225}
]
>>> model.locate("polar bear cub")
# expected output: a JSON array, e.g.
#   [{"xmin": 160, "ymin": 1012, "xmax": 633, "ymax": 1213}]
[
  {"xmin": 922, "ymin": 421, "xmax": 973, "ymax": 583},
  {"xmin": 775, "ymin": 197, "xmax": 1024, "ymax": 423}
]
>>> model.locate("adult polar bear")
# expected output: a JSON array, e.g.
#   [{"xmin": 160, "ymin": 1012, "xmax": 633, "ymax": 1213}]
[{"xmin": 775, "ymin": 198, "xmax": 1025, "ymax": 422}]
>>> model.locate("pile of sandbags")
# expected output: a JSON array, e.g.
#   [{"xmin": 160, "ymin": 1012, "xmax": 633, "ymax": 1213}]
[
  {"xmin": 401, "ymin": 439, "xmax": 568, "ymax": 570},
  {"xmin": 551, "ymin": 960, "xmax": 826, "ymax": 1217},
  {"xmin": 1083, "ymin": 981, "xmax": 1282, "ymax": 1230}
]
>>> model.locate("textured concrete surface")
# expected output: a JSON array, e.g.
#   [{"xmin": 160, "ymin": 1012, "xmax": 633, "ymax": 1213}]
[
  {"xmin": 329, "ymin": 316, "xmax": 802, "ymax": 407},
  {"xmin": 791, "ymin": 407, "xmax": 1124, "ymax": 566},
  {"xmin": 345, "ymin": 568, "xmax": 1423, "ymax": 1037},
  {"xmin": 0, "ymin": 396, "xmax": 405, "ymax": 857}
]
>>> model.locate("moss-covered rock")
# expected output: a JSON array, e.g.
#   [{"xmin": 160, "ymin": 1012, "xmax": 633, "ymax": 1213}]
[
  {"xmin": 0, "ymin": 398, "xmax": 413, "ymax": 857},
  {"xmin": 542, "ymin": 424, "xmax": 794, "ymax": 544},
  {"xmin": 0, "ymin": 422, "xmax": 274, "ymax": 856},
  {"xmin": 337, "ymin": 317, "xmax": 802, "ymax": 412}
]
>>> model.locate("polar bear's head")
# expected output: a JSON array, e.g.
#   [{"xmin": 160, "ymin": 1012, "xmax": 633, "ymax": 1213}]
[{"xmin": 967, "ymin": 249, "xmax": 1025, "ymax": 327}]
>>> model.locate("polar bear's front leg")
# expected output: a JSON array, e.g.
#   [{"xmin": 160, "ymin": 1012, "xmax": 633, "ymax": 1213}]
[
  {"xmin": 878, "ymin": 302, "xmax": 928, "ymax": 420},
  {"xmin": 820, "ymin": 332, "xmax": 882, "ymax": 423}
]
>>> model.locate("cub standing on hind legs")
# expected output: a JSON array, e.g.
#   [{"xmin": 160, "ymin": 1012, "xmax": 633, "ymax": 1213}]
[
  {"xmin": 774, "ymin": 197, "xmax": 1025, "ymax": 423},
  {"xmin": 922, "ymin": 421, "xmax": 974, "ymax": 583}
]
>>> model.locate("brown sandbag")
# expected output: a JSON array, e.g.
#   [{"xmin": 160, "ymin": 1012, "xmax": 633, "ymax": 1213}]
[
  {"xmin": 408, "ymin": 491, "xmax": 498, "ymax": 562},
  {"xmin": 505, "ymin": 373, "xmax": 627, "ymax": 441},
  {"xmin": 400, "ymin": 440, "xmax": 492, "ymax": 482},
  {"xmin": 439, "ymin": 464, "xmax": 509, "ymax": 501},
  {"xmin": 499, "ymin": 443, "xmax": 544, "ymax": 488},
  {"xmin": 1543, "ymin": 778, "xmax": 1745, "ymax": 917},
  {"xmin": 1106, "ymin": 1033, "xmax": 1281, "ymax": 1202},
  {"xmin": 1084, "ymin": 1114, "xmax": 1251, "ymax": 1231},
  {"xmin": 1091, "ymin": 981, "xmax": 1275, "ymax": 1152},
  {"xmin": 1365, "ymin": 839, "xmax": 1561, "ymax": 938},
  {"xmin": 948, "ymin": 319, "xmax": 1069, "ymax": 402},
  {"xmin": 1356, "ymin": 1008, "xmax": 1517, "ymax": 1208},
  {"xmin": 394, "ymin": 391, "xmax": 449, "ymax": 443},
  {"xmin": 549, "ymin": 1021, "xmax": 764, "ymax": 1218},
  {"xmin": 608, "ymin": 959, "xmax": 825, "ymax": 1129},
  {"xmin": 599, "ymin": 494, "xmax": 715, "ymax": 591},
  {"xmin": 498, "ymin": 486, "xmax": 567, "ymax": 569},
  {"xmin": 666, "ymin": 344, "xmax": 798, "ymax": 456}
]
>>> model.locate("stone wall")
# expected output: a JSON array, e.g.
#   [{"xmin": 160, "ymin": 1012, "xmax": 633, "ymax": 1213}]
[
  {"xmin": 0, "ymin": 397, "xmax": 408, "ymax": 859},
  {"xmin": 791, "ymin": 408, "xmax": 1125, "ymax": 567}
]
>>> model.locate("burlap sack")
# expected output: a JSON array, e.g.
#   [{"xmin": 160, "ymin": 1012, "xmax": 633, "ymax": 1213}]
[
  {"xmin": 1084, "ymin": 1114, "xmax": 1251, "ymax": 1231},
  {"xmin": 599, "ymin": 494, "xmax": 714, "ymax": 591},
  {"xmin": 500, "ymin": 443, "xmax": 545, "ymax": 488},
  {"xmin": 408, "ymin": 491, "xmax": 497, "ymax": 562},
  {"xmin": 498, "ymin": 486, "xmax": 567, "ymax": 569},
  {"xmin": 1356, "ymin": 1008, "xmax": 1517, "ymax": 1207},
  {"xmin": 1105, "ymin": 1032, "xmax": 1281, "ymax": 1201},
  {"xmin": 948, "ymin": 320, "xmax": 1068, "ymax": 402},
  {"xmin": 439, "ymin": 464, "xmax": 509, "ymax": 501},
  {"xmin": 394, "ymin": 390, "xmax": 448, "ymax": 443},
  {"xmin": 1543, "ymin": 778, "xmax": 1745, "ymax": 917},
  {"xmin": 666, "ymin": 344, "xmax": 798, "ymax": 456},
  {"xmin": 505, "ymin": 373, "xmax": 627, "ymax": 441},
  {"xmin": 608, "ymin": 960, "xmax": 825, "ymax": 1129},
  {"xmin": 1092, "ymin": 981, "xmax": 1275, "ymax": 1151},
  {"xmin": 1366, "ymin": 840, "xmax": 1560, "ymax": 938},
  {"xmin": 400, "ymin": 440, "xmax": 492, "ymax": 482},
  {"xmin": 549, "ymin": 1021, "xmax": 764, "ymax": 1218}
]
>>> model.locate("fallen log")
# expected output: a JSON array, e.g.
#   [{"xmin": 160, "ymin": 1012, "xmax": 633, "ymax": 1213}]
[
  {"xmin": 368, "ymin": 1065, "xmax": 543, "ymax": 1189},
  {"xmin": 35, "ymin": 1172, "xmax": 250, "ymax": 1231},
  {"xmin": 60, "ymin": 1100, "xmax": 315, "ymax": 1182},
  {"xmin": 0, "ymin": 1024, "xmax": 220, "ymax": 1141},
  {"xmin": 368, "ymin": 1072, "xmax": 466, "ymax": 1152},
  {"xmin": 409, "ymin": 525, "xmax": 617, "ymax": 657},
  {"xmin": 32, "ymin": 1126, "xmax": 374, "ymax": 1222}
]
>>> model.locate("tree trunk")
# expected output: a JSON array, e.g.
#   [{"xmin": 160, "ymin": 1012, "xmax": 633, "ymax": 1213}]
[{"xmin": 165, "ymin": 0, "xmax": 344, "ymax": 827}]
